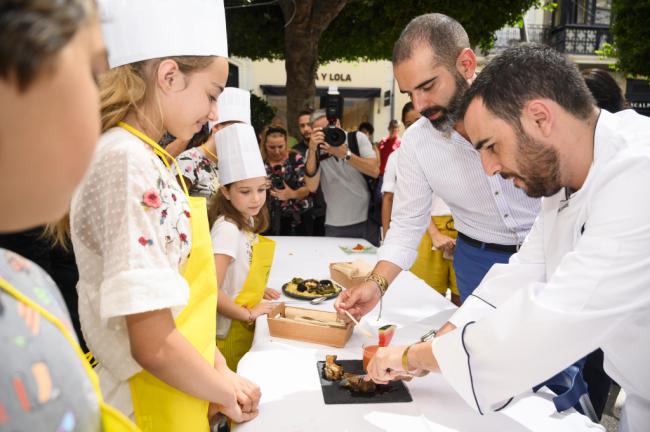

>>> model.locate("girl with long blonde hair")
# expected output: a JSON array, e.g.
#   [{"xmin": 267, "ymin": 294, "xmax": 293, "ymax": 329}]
[{"xmin": 68, "ymin": 1, "xmax": 259, "ymax": 429}]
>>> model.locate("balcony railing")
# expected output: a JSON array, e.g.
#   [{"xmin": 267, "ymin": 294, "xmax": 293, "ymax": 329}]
[
  {"xmin": 491, "ymin": 24, "xmax": 549, "ymax": 54},
  {"xmin": 491, "ymin": 23, "xmax": 611, "ymax": 56},
  {"xmin": 547, "ymin": 24, "xmax": 612, "ymax": 55}
]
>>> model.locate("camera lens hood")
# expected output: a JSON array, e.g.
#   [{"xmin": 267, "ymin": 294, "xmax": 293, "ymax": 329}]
[{"xmin": 324, "ymin": 125, "xmax": 346, "ymax": 147}]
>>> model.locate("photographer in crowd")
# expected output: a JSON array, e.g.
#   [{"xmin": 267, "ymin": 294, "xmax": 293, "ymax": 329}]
[
  {"xmin": 305, "ymin": 109, "xmax": 380, "ymax": 244},
  {"xmin": 261, "ymin": 126, "xmax": 312, "ymax": 235}
]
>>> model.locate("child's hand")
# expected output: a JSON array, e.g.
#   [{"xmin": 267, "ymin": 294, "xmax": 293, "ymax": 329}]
[
  {"xmin": 251, "ymin": 302, "xmax": 275, "ymax": 320},
  {"xmin": 213, "ymin": 358, "xmax": 262, "ymax": 413},
  {"xmin": 226, "ymin": 369, "xmax": 262, "ymax": 413},
  {"xmin": 210, "ymin": 399, "xmax": 258, "ymax": 424},
  {"xmin": 208, "ymin": 374, "xmax": 258, "ymax": 424},
  {"xmin": 263, "ymin": 287, "xmax": 281, "ymax": 300}
]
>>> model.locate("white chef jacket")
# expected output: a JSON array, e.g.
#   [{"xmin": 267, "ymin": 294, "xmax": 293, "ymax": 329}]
[{"xmin": 432, "ymin": 109, "xmax": 650, "ymax": 432}]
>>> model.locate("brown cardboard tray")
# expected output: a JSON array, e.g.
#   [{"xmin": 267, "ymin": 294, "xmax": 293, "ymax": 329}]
[
  {"xmin": 267, "ymin": 304, "xmax": 353, "ymax": 348},
  {"xmin": 329, "ymin": 262, "xmax": 371, "ymax": 289}
]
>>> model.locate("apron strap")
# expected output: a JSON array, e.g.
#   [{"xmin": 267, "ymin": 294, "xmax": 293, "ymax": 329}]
[
  {"xmin": 117, "ymin": 121, "xmax": 191, "ymax": 198},
  {"xmin": 0, "ymin": 276, "xmax": 105, "ymax": 402}
]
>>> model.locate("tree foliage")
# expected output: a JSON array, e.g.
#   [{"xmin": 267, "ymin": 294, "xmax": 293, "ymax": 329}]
[
  {"xmin": 250, "ymin": 92, "xmax": 277, "ymax": 137},
  {"xmin": 609, "ymin": 0, "xmax": 650, "ymax": 77},
  {"xmin": 226, "ymin": 0, "xmax": 539, "ymax": 61},
  {"xmin": 225, "ymin": 0, "xmax": 539, "ymax": 137}
]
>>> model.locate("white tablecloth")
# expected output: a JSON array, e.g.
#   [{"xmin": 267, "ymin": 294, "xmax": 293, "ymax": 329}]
[{"xmin": 235, "ymin": 236, "xmax": 603, "ymax": 432}]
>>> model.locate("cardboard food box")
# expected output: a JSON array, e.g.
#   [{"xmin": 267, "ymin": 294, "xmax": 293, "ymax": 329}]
[
  {"xmin": 329, "ymin": 259, "xmax": 373, "ymax": 289},
  {"xmin": 267, "ymin": 304, "xmax": 353, "ymax": 348}
]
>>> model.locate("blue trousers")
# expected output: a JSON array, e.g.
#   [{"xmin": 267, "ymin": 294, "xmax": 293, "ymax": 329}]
[{"xmin": 453, "ymin": 234, "xmax": 514, "ymax": 302}]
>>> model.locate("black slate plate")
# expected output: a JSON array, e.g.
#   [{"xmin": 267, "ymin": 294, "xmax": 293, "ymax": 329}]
[{"xmin": 317, "ymin": 360, "xmax": 413, "ymax": 404}]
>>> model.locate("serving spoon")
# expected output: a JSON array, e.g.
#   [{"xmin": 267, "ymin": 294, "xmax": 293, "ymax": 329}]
[{"xmin": 275, "ymin": 296, "xmax": 328, "ymax": 305}]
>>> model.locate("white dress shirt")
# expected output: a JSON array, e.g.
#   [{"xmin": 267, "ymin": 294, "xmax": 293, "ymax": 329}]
[
  {"xmin": 378, "ymin": 117, "xmax": 540, "ymax": 270},
  {"xmin": 382, "ymin": 148, "xmax": 450, "ymax": 217},
  {"xmin": 380, "ymin": 148, "xmax": 400, "ymax": 195},
  {"xmin": 433, "ymin": 110, "xmax": 650, "ymax": 432}
]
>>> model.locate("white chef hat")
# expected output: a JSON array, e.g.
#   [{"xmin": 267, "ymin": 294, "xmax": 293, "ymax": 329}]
[
  {"xmin": 217, "ymin": 123, "xmax": 266, "ymax": 185},
  {"xmin": 99, "ymin": 0, "xmax": 228, "ymax": 69},
  {"xmin": 209, "ymin": 87, "xmax": 251, "ymax": 129}
]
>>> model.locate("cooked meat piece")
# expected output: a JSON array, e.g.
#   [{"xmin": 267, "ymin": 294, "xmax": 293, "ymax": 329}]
[
  {"xmin": 323, "ymin": 355, "xmax": 344, "ymax": 381},
  {"xmin": 340, "ymin": 372, "xmax": 376, "ymax": 393},
  {"xmin": 304, "ymin": 279, "xmax": 319, "ymax": 291}
]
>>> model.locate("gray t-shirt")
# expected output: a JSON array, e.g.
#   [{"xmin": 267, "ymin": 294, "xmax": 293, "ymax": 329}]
[
  {"xmin": 309, "ymin": 131, "xmax": 376, "ymax": 227},
  {"xmin": 0, "ymin": 248, "xmax": 101, "ymax": 431}
]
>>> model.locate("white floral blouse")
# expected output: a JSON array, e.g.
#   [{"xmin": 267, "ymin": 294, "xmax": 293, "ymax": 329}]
[
  {"xmin": 177, "ymin": 146, "xmax": 220, "ymax": 199},
  {"xmin": 70, "ymin": 127, "xmax": 193, "ymax": 416}
]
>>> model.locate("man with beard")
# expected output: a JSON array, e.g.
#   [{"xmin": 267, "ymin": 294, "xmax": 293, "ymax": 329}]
[
  {"xmin": 293, "ymin": 108, "xmax": 326, "ymax": 236},
  {"xmin": 364, "ymin": 44, "xmax": 650, "ymax": 431},
  {"xmin": 335, "ymin": 13, "xmax": 540, "ymax": 318},
  {"xmin": 292, "ymin": 109, "xmax": 313, "ymax": 157}
]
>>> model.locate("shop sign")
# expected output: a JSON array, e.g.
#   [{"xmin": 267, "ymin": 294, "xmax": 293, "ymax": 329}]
[{"xmin": 315, "ymin": 72, "xmax": 352, "ymax": 82}]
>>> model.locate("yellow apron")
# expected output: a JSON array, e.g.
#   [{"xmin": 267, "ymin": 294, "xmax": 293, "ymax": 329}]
[
  {"xmin": 118, "ymin": 122, "xmax": 218, "ymax": 432},
  {"xmin": 0, "ymin": 277, "xmax": 139, "ymax": 431},
  {"xmin": 410, "ymin": 215, "xmax": 459, "ymax": 295},
  {"xmin": 216, "ymin": 235, "xmax": 275, "ymax": 371}
]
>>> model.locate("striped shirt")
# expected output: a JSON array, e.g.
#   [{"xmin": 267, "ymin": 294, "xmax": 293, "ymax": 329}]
[{"xmin": 378, "ymin": 117, "xmax": 541, "ymax": 270}]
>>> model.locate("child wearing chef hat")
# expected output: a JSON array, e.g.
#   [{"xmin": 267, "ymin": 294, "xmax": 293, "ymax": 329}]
[
  {"xmin": 68, "ymin": 0, "xmax": 260, "ymax": 429},
  {"xmin": 177, "ymin": 87, "xmax": 251, "ymax": 199},
  {"xmin": 208, "ymin": 123, "xmax": 279, "ymax": 371}
]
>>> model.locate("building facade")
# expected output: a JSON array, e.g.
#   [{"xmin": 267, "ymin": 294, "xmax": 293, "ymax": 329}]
[{"xmin": 227, "ymin": 57, "xmax": 410, "ymax": 141}]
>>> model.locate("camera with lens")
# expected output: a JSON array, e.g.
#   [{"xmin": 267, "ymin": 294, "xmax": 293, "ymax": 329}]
[
  {"xmin": 321, "ymin": 86, "xmax": 347, "ymax": 147},
  {"xmin": 269, "ymin": 165, "xmax": 285, "ymax": 190}
]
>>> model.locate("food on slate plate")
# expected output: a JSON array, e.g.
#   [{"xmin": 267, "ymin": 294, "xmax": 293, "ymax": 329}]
[
  {"xmin": 322, "ymin": 355, "xmax": 376, "ymax": 394},
  {"xmin": 352, "ymin": 243, "xmax": 365, "ymax": 251},
  {"xmin": 283, "ymin": 277, "xmax": 342, "ymax": 299},
  {"xmin": 323, "ymin": 355, "xmax": 345, "ymax": 381},
  {"xmin": 341, "ymin": 372, "xmax": 376, "ymax": 393}
]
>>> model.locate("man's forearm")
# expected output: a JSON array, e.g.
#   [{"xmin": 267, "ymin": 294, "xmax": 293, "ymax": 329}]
[
  {"xmin": 305, "ymin": 148, "xmax": 318, "ymax": 176},
  {"xmin": 373, "ymin": 260, "xmax": 403, "ymax": 286},
  {"xmin": 305, "ymin": 172, "xmax": 320, "ymax": 192},
  {"xmin": 348, "ymin": 154, "xmax": 379, "ymax": 178},
  {"xmin": 293, "ymin": 186, "xmax": 310, "ymax": 200},
  {"xmin": 304, "ymin": 150, "xmax": 320, "ymax": 192},
  {"xmin": 408, "ymin": 340, "xmax": 440, "ymax": 373}
]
